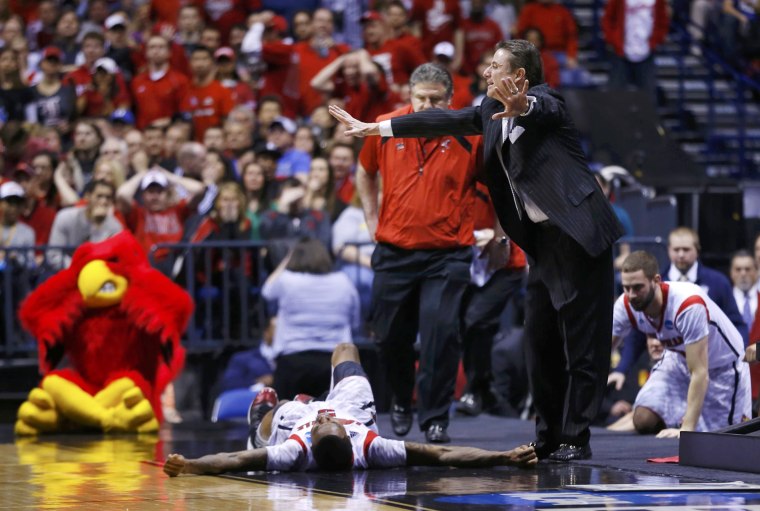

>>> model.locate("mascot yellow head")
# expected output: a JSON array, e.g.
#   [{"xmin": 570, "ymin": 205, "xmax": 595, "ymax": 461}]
[{"xmin": 77, "ymin": 260, "xmax": 128, "ymax": 308}]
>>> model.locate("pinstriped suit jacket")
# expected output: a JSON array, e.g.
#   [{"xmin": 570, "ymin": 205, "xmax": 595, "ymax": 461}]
[{"xmin": 389, "ymin": 84, "xmax": 624, "ymax": 259}]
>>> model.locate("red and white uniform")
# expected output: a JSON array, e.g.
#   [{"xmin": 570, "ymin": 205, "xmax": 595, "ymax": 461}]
[
  {"xmin": 264, "ymin": 374, "xmax": 406, "ymax": 471},
  {"xmin": 613, "ymin": 281, "xmax": 751, "ymax": 431}
]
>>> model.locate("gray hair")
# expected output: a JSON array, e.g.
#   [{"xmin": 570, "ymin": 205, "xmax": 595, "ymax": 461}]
[
  {"xmin": 495, "ymin": 39, "xmax": 544, "ymax": 86},
  {"xmin": 409, "ymin": 63, "xmax": 453, "ymax": 100}
]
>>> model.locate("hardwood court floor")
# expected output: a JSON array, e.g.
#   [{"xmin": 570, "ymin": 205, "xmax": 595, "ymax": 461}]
[{"xmin": 3, "ymin": 416, "xmax": 760, "ymax": 511}]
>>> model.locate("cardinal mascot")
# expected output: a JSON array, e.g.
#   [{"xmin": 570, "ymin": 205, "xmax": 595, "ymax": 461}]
[{"xmin": 15, "ymin": 231, "xmax": 193, "ymax": 435}]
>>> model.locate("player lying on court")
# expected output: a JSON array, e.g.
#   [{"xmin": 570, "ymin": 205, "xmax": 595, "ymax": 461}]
[{"xmin": 164, "ymin": 343, "xmax": 537, "ymax": 475}]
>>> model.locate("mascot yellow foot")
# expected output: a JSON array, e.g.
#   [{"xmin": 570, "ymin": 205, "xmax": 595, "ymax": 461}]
[
  {"xmin": 15, "ymin": 376, "xmax": 158, "ymax": 435},
  {"xmin": 15, "ymin": 388, "xmax": 60, "ymax": 435}
]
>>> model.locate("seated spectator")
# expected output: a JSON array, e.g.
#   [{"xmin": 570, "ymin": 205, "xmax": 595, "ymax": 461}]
[
  {"xmin": 130, "ymin": 35, "xmax": 190, "ymax": 131},
  {"xmin": 46, "ymin": 180, "xmax": 123, "ymax": 270},
  {"xmin": 78, "ymin": 57, "xmax": 132, "ymax": 119},
  {"xmin": 516, "ymin": 0, "xmax": 579, "ymax": 69},
  {"xmin": 18, "ymin": 157, "xmax": 58, "ymax": 247},
  {"xmin": 57, "ymin": 156, "xmax": 127, "ymax": 207},
  {"xmin": 461, "ymin": 0, "xmax": 504, "ymax": 76},
  {"xmin": 66, "ymin": 120, "xmax": 105, "ymax": 194},
  {"xmin": 25, "ymin": 46, "xmax": 76, "ymax": 140},
  {"xmin": 327, "ymin": 142, "xmax": 356, "ymax": 205},
  {"xmin": 332, "ymin": 192, "xmax": 375, "ymax": 321},
  {"xmin": 0, "ymin": 47, "xmax": 33, "ymax": 125},
  {"xmin": 267, "ymin": 117, "xmax": 311, "ymax": 181},
  {"xmin": 0, "ymin": 181, "xmax": 35, "ymax": 269},
  {"xmin": 203, "ymin": 127, "xmax": 226, "ymax": 152},
  {"xmin": 180, "ymin": 46, "xmax": 235, "ymax": 142},
  {"xmin": 431, "ymin": 42, "xmax": 474, "ymax": 110},
  {"xmin": 262, "ymin": 238, "xmax": 360, "ymax": 399},
  {"xmin": 259, "ymin": 178, "xmax": 332, "ymax": 268},
  {"xmin": 197, "ymin": 150, "xmax": 236, "ymax": 216},
  {"xmin": 310, "ymin": 49, "xmax": 396, "ymax": 126},
  {"xmin": 522, "ymin": 28, "xmax": 561, "ymax": 90},
  {"xmin": 116, "ymin": 168, "xmax": 205, "ymax": 261},
  {"xmin": 241, "ymin": 161, "xmax": 272, "ymax": 240},
  {"xmin": 303, "ymin": 157, "xmax": 346, "ymax": 222}
]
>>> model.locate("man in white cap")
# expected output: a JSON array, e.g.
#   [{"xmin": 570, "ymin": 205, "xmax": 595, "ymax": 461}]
[
  {"xmin": 0, "ymin": 181, "xmax": 35, "ymax": 269},
  {"xmin": 116, "ymin": 168, "xmax": 205, "ymax": 261}
]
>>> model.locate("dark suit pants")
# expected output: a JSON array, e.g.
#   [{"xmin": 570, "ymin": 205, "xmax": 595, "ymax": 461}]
[
  {"xmin": 461, "ymin": 268, "xmax": 525, "ymax": 397},
  {"xmin": 370, "ymin": 243, "xmax": 471, "ymax": 430},
  {"xmin": 523, "ymin": 223, "xmax": 614, "ymax": 452}
]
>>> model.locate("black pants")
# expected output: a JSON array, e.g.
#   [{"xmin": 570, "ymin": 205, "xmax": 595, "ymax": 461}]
[
  {"xmin": 273, "ymin": 350, "xmax": 333, "ymax": 400},
  {"xmin": 370, "ymin": 243, "xmax": 471, "ymax": 430},
  {"xmin": 523, "ymin": 223, "xmax": 614, "ymax": 452},
  {"xmin": 460, "ymin": 268, "xmax": 526, "ymax": 398}
]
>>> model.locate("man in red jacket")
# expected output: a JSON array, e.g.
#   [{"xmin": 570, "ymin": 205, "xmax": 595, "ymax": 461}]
[{"xmin": 602, "ymin": 0, "xmax": 670, "ymax": 101}]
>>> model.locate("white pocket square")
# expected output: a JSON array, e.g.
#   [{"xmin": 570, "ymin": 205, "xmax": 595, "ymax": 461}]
[{"xmin": 509, "ymin": 125, "xmax": 525, "ymax": 144}]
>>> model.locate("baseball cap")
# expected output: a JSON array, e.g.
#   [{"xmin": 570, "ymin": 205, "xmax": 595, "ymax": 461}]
[
  {"xmin": 265, "ymin": 15, "xmax": 288, "ymax": 34},
  {"xmin": 214, "ymin": 47, "xmax": 236, "ymax": 60},
  {"xmin": 0, "ymin": 181, "xmax": 25, "ymax": 200},
  {"xmin": 360, "ymin": 11, "xmax": 383, "ymax": 24},
  {"xmin": 270, "ymin": 116, "xmax": 297, "ymax": 135},
  {"xmin": 140, "ymin": 170, "xmax": 169, "ymax": 190},
  {"xmin": 94, "ymin": 57, "xmax": 119, "ymax": 74},
  {"xmin": 41, "ymin": 46, "xmax": 63, "ymax": 61},
  {"xmin": 110, "ymin": 108, "xmax": 135, "ymax": 125},
  {"xmin": 104, "ymin": 13, "xmax": 128, "ymax": 30},
  {"xmin": 433, "ymin": 41, "xmax": 455, "ymax": 59}
]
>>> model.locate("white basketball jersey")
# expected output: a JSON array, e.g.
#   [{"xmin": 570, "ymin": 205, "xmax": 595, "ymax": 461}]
[{"xmin": 613, "ymin": 281, "xmax": 744, "ymax": 368}]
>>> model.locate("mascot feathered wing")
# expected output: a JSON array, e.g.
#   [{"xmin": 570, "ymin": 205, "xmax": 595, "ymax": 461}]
[{"xmin": 15, "ymin": 231, "xmax": 193, "ymax": 435}]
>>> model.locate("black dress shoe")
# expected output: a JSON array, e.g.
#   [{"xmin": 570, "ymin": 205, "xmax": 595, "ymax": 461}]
[
  {"xmin": 548, "ymin": 443, "xmax": 592, "ymax": 461},
  {"xmin": 425, "ymin": 423, "xmax": 451, "ymax": 443},
  {"xmin": 390, "ymin": 400, "xmax": 413, "ymax": 436},
  {"xmin": 529, "ymin": 440, "xmax": 559, "ymax": 460},
  {"xmin": 455, "ymin": 393, "xmax": 482, "ymax": 416}
]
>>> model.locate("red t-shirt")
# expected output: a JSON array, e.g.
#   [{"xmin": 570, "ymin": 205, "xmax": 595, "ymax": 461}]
[
  {"xmin": 359, "ymin": 104, "xmax": 479, "ymax": 250},
  {"xmin": 450, "ymin": 72, "xmax": 474, "ymax": 110},
  {"xmin": 260, "ymin": 41, "xmax": 299, "ymax": 117},
  {"xmin": 131, "ymin": 69, "xmax": 190, "ymax": 129},
  {"xmin": 126, "ymin": 201, "xmax": 192, "ymax": 259},
  {"xmin": 179, "ymin": 79, "xmax": 235, "ymax": 141},
  {"xmin": 460, "ymin": 17, "xmax": 503, "ymax": 75},
  {"xmin": 22, "ymin": 201, "xmax": 57, "ymax": 246},
  {"xmin": 410, "ymin": 0, "xmax": 462, "ymax": 59},
  {"xmin": 516, "ymin": 3, "xmax": 579, "ymax": 58},
  {"xmin": 291, "ymin": 41, "xmax": 351, "ymax": 117},
  {"xmin": 367, "ymin": 39, "xmax": 426, "ymax": 87}
]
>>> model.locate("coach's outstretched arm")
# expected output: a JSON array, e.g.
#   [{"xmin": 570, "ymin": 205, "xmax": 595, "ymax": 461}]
[
  {"xmin": 404, "ymin": 442, "xmax": 537, "ymax": 468},
  {"xmin": 163, "ymin": 449, "xmax": 267, "ymax": 477}
]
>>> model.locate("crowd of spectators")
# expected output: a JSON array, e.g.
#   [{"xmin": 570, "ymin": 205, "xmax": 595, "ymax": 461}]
[{"xmin": 0, "ymin": 0, "xmax": 758, "ymax": 427}]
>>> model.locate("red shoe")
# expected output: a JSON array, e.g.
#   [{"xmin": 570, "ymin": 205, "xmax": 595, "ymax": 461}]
[
  {"xmin": 248, "ymin": 387, "xmax": 278, "ymax": 431},
  {"xmin": 293, "ymin": 393, "xmax": 314, "ymax": 404}
]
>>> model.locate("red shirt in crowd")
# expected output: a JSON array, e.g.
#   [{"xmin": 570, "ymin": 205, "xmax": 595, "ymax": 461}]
[
  {"xmin": 516, "ymin": 3, "xmax": 579, "ymax": 59},
  {"xmin": 450, "ymin": 72, "xmax": 474, "ymax": 110},
  {"xmin": 126, "ymin": 200, "xmax": 192, "ymax": 260},
  {"xmin": 131, "ymin": 68, "xmax": 190, "ymax": 129},
  {"xmin": 410, "ymin": 0, "xmax": 462, "ymax": 59},
  {"xmin": 179, "ymin": 79, "xmax": 235, "ymax": 141},
  {"xmin": 460, "ymin": 16, "xmax": 503, "ymax": 75},
  {"xmin": 366, "ymin": 39, "xmax": 426, "ymax": 88},
  {"xmin": 291, "ymin": 41, "xmax": 351, "ymax": 117},
  {"xmin": 359, "ymin": 104, "xmax": 479, "ymax": 250},
  {"xmin": 258, "ymin": 41, "xmax": 299, "ymax": 117},
  {"xmin": 22, "ymin": 201, "xmax": 57, "ymax": 246},
  {"xmin": 65, "ymin": 65, "xmax": 132, "ymax": 108}
]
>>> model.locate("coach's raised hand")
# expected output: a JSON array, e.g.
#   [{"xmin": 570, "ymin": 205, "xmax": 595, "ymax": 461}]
[{"xmin": 328, "ymin": 105, "xmax": 381, "ymax": 137}]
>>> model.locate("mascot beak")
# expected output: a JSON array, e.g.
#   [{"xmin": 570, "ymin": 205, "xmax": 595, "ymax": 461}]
[{"xmin": 77, "ymin": 260, "xmax": 128, "ymax": 308}]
